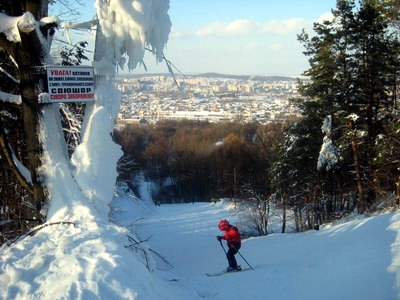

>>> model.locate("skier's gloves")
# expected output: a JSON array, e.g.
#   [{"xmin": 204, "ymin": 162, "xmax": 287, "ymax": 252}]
[{"xmin": 217, "ymin": 236, "xmax": 222, "ymax": 241}]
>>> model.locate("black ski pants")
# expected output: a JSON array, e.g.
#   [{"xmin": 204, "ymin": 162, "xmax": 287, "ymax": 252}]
[{"xmin": 226, "ymin": 247, "xmax": 238, "ymax": 268}]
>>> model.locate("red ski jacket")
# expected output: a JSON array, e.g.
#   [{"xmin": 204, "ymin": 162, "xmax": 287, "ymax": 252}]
[{"xmin": 219, "ymin": 225, "xmax": 241, "ymax": 249}]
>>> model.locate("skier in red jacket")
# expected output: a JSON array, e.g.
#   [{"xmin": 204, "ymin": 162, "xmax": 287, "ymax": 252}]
[{"xmin": 217, "ymin": 219, "xmax": 242, "ymax": 272}]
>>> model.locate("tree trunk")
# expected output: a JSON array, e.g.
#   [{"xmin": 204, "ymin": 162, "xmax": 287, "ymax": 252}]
[
  {"xmin": 348, "ymin": 122, "xmax": 366, "ymax": 214},
  {"xmin": 265, "ymin": 200, "xmax": 269, "ymax": 235},
  {"xmin": 12, "ymin": 1, "xmax": 52, "ymax": 220},
  {"xmin": 17, "ymin": 12, "xmax": 50, "ymax": 219},
  {"xmin": 281, "ymin": 194, "xmax": 286, "ymax": 233},
  {"xmin": 396, "ymin": 179, "xmax": 400, "ymax": 208}
]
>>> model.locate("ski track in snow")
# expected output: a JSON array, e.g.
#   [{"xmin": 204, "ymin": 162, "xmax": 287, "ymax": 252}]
[{"xmin": 113, "ymin": 200, "xmax": 400, "ymax": 300}]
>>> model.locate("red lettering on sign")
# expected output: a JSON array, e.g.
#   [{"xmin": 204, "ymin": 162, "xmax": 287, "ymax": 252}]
[
  {"xmin": 50, "ymin": 94, "xmax": 67, "ymax": 100},
  {"xmin": 50, "ymin": 70, "xmax": 72, "ymax": 76},
  {"xmin": 67, "ymin": 94, "xmax": 94, "ymax": 99}
]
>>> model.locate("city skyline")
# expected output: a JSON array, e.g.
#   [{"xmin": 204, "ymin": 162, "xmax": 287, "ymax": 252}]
[{"xmin": 116, "ymin": 73, "xmax": 301, "ymax": 124}]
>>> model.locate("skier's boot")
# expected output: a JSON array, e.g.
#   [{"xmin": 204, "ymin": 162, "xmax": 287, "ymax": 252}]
[{"xmin": 226, "ymin": 266, "xmax": 241, "ymax": 272}]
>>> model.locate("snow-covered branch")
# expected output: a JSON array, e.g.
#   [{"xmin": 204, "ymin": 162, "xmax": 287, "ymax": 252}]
[
  {"xmin": 61, "ymin": 20, "xmax": 98, "ymax": 30},
  {"xmin": 317, "ymin": 115, "xmax": 339, "ymax": 171},
  {"xmin": 61, "ymin": 19, "xmax": 98, "ymax": 45},
  {"xmin": 0, "ymin": 12, "xmax": 27, "ymax": 43},
  {"xmin": 17, "ymin": 12, "xmax": 37, "ymax": 35},
  {"xmin": 0, "ymin": 91, "xmax": 22, "ymax": 104}
]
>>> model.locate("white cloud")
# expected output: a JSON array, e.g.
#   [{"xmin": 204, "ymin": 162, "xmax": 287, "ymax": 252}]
[
  {"xmin": 195, "ymin": 22, "xmax": 220, "ymax": 36},
  {"xmin": 242, "ymin": 41, "xmax": 286, "ymax": 52},
  {"xmin": 261, "ymin": 18, "xmax": 309, "ymax": 34},
  {"xmin": 195, "ymin": 18, "xmax": 309, "ymax": 37},
  {"xmin": 316, "ymin": 12, "xmax": 334, "ymax": 24},
  {"xmin": 224, "ymin": 19, "xmax": 260, "ymax": 35},
  {"xmin": 196, "ymin": 19, "xmax": 260, "ymax": 37},
  {"xmin": 268, "ymin": 43, "xmax": 284, "ymax": 51},
  {"xmin": 243, "ymin": 41, "xmax": 260, "ymax": 51}
]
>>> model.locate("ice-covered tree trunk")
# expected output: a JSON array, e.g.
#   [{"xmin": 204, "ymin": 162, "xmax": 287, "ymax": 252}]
[{"xmin": 68, "ymin": 0, "xmax": 171, "ymax": 217}]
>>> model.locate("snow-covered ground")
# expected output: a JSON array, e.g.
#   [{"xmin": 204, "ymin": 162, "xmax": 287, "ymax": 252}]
[
  {"xmin": 1, "ymin": 189, "xmax": 400, "ymax": 299},
  {"xmin": 112, "ymin": 194, "xmax": 399, "ymax": 300},
  {"xmin": 2, "ymin": 1, "xmax": 398, "ymax": 298}
]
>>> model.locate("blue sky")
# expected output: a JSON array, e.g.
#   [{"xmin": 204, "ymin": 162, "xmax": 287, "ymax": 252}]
[
  {"xmin": 145, "ymin": 0, "xmax": 338, "ymax": 76},
  {"xmin": 54, "ymin": 0, "xmax": 338, "ymax": 76}
]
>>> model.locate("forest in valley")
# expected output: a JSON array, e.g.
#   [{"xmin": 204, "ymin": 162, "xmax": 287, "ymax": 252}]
[{"xmin": 113, "ymin": 120, "xmax": 284, "ymax": 203}]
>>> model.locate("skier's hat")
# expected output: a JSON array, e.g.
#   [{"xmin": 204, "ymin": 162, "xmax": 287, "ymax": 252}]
[{"xmin": 218, "ymin": 219, "xmax": 229, "ymax": 231}]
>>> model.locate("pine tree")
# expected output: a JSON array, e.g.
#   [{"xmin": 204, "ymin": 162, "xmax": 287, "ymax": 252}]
[{"xmin": 296, "ymin": 0, "xmax": 400, "ymax": 214}]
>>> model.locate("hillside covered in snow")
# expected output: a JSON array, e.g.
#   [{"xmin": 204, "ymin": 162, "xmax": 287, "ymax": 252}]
[
  {"xmin": 2, "ymin": 196, "xmax": 399, "ymax": 299},
  {"xmin": 0, "ymin": 1, "xmax": 399, "ymax": 299}
]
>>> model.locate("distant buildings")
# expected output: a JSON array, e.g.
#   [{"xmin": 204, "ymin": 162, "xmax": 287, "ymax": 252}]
[{"xmin": 116, "ymin": 74, "xmax": 302, "ymax": 124}]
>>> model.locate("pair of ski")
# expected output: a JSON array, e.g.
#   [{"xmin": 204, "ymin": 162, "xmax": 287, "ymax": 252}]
[{"xmin": 206, "ymin": 266, "xmax": 251, "ymax": 276}]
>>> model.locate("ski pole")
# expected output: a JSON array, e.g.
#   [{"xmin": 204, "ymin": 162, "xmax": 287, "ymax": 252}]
[
  {"xmin": 219, "ymin": 239, "xmax": 227, "ymax": 254},
  {"xmin": 221, "ymin": 240, "xmax": 254, "ymax": 271},
  {"xmin": 235, "ymin": 248, "xmax": 254, "ymax": 271}
]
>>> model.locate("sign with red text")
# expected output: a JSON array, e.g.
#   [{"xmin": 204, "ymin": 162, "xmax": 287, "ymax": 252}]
[{"xmin": 47, "ymin": 66, "xmax": 95, "ymax": 102}]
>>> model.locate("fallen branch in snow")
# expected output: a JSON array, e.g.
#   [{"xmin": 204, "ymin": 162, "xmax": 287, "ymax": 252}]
[
  {"xmin": 127, "ymin": 217, "xmax": 146, "ymax": 227},
  {"xmin": 6, "ymin": 221, "xmax": 77, "ymax": 247},
  {"xmin": 148, "ymin": 248, "xmax": 174, "ymax": 270},
  {"xmin": 125, "ymin": 234, "xmax": 153, "ymax": 271},
  {"xmin": 25, "ymin": 221, "xmax": 76, "ymax": 236},
  {"xmin": 126, "ymin": 233, "xmax": 152, "ymax": 245},
  {"xmin": 125, "ymin": 233, "xmax": 174, "ymax": 271}
]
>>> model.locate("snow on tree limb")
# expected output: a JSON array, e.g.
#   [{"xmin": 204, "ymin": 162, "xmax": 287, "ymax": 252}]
[
  {"xmin": 94, "ymin": 0, "xmax": 171, "ymax": 72},
  {"xmin": 0, "ymin": 13, "xmax": 25, "ymax": 42},
  {"xmin": 0, "ymin": 91, "xmax": 21, "ymax": 104},
  {"xmin": 17, "ymin": 12, "xmax": 36, "ymax": 34},
  {"xmin": 62, "ymin": 20, "xmax": 98, "ymax": 31},
  {"xmin": 317, "ymin": 115, "xmax": 339, "ymax": 171},
  {"xmin": 0, "ymin": 12, "xmax": 59, "ymax": 62},
  {"xmin": 61, "ymin": 20, "xmax": 98, "ymax": 45}
]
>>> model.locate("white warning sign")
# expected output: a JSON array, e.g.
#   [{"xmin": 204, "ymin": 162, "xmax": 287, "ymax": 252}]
[{"xmin": 47, "ymin": 66, "xmax": 95, "ymax": 102}]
